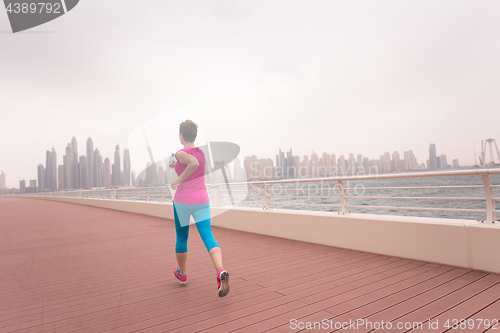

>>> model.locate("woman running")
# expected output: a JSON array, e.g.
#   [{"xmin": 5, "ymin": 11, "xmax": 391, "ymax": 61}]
[{"xmin": 170, "ymin": 119, "xmax": 230, "ymax": 297}]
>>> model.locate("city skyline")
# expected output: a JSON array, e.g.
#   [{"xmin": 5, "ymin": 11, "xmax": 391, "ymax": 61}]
[{"xmin": 1, "ymin": 135, "xmax": 482, "ymax": 191}]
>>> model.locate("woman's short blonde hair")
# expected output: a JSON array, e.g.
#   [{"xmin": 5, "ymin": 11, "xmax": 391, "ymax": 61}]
[{"xmin": 179, "ymin": 120, "xmax": 198, "ymax": 142}]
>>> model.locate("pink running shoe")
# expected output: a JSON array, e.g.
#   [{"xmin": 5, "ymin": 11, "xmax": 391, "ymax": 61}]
[
  {"xmin": 217, "ymin": 267, "xmax": 230, "ymax": 297},
  {"xmin": 173, "ymin": 267, "xmax": 188, "ymax": 285}
]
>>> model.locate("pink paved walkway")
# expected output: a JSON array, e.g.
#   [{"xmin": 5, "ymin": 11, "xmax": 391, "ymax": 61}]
[{"xmin": 0, "ymin": 197, "xmax": 499, "ymax": 332}]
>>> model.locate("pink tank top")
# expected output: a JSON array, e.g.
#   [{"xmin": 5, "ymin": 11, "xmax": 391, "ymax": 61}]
[{"xmin": 173, "ymin": 147, "xmax": 209, "ymax": 205}]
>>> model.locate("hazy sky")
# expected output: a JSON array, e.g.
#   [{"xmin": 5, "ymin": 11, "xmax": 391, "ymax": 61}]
[{"xmin": 1, "ymin": 0, "xmax": 500, "ymax": 188}]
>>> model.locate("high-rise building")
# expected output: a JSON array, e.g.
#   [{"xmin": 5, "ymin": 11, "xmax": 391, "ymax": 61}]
[
  {"xmin": 104, "ymin": 158, "xmax": 111, "ymax": 187},
  {"xmin": 71, "ymin": 137, "xmax": 80, "ymax": 189},
  {"xmin": 348, "ymin": 153, "xmax": 356, "ymax": 175},
  {"xmin": 302, "ymin": 155, "xmax": 310, "ymax": 177},
  {"xmin": 64, "ymin": 144, "xmax": 73, "ymax": 189},
  {"xmin": 294, "ymin": 155, "xmax": 301, "ymax": 178},
  {"xmin": 330, "ymin": 154, "xmax": 336, "ymax": 175},
  {"xmin": 440, "ymin": 155, "xmax": 448, "ymax": 169},
  {"xmin": 232, "ymin": 157, "xmax": 242, "ymax": 181},
  {"xmin": 157, "ymin": 166, "xmax": 165, "ymax": 185},
  {"xmin": 243, "ymin": 155, "xmax": 257, "ymax": 180},
  {"xmin": 392, "ymin": 151, "xmax": 401, "ymax": 171},
  {"xmin": 113, "ymin": 145, "xmax": 121, "ymax": 186},
  {"xmin": 37, "ymin": 164, "xmax": 44, "ymax": 191},
  {"xmin": 57, "ymin": 165, "xmax": 65, "ymax": 190},
  {"xmin": 286, "ymin": 148, "xmax": 295, "ymax": 178},
  {"xmin": 19, "ymin": 180, "xmax": 26, "ymax": 192},
  {"xmin": 43, "ymin": 148, "xmax": 58, "ymax": 190},
  {"xmin": 86, "ymin": 138, "xmax": 94, "ymax": 188},
  {"xmin": 363, "ymin": 157, "xmax": 370, "ymax": 174},
  {"xmin": 404, "ymin": 150, "xmax": 418, "ymax": 170},
  {"xmin": 338, "ymin": 155, "xmax": 347, "ymax": 175},
  {"xmin": 94, "ymin": 149, "xmax": 103, "ymax": 187},
  {"xmin": 428, "ymin": 144, "xmax": 437, "ymax": 169},
  {"xmin": 79, "ymin": 155, "xmax": 88, "ymax": 189},
  {"xmin": 357, "ymin": 154, "xmax": 363, "ymax": 174},
  {"xmin": 452, "ymin": 159, "xmax": 459, "ymax": 168},
  {"xmin": 123, "ymin": 149, "xmax": 131, "ymax": 186},
  {"xmin": 29, "ymin": 180, "xmax": 36, "ymax": 187},
  {"xmin": 0, "ymin": 170, "xmax": 5, "ymax": 189},
  {"xmin": 310, "ymin": 151, "xmax": 319, "ymax": 177}
]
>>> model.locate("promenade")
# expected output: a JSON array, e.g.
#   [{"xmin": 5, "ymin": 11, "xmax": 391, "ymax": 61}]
[{"xmin": 1, "ymin": 197, "xmax": 499, "ymax": 332}]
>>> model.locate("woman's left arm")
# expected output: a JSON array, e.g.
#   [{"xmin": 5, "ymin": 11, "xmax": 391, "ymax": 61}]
[{"xmin": 171, "ymin": 151, "xmax": 199, "ymax": 190}]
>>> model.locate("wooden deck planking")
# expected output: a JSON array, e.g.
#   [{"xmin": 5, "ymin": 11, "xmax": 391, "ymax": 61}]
[{"xmin": 1, "ymin": 197, "xmax": 500, "ymax": 333}]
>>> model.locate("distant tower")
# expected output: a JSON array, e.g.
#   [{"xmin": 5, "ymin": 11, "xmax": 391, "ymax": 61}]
[
  {"xmin": 57, "ymin": 165, "xmax": 64, "ymax": 190},
  {"xmin": 232, "ymin": 157, "xmax": 242, "ymax": 181},
  {"xmin": 37, "ymin": 164, "xmax": 44, "ymax": 191},
  {"xmin": 44, "ymin": 150, "xmax": 51, "ymax": 190},
  {"xmin": 348, "ymin": 153, "xmax": 356, "ymax": 175},
  {"xmin": 79, "ymin": 155, "xmax": 88, "ymax": 189},
  {"xmin": 480, "ymin": 139, "xmax": 500, "ymax": 166},
  {"xmin": 428, "ymin": 144, "xmax": 437, "ymax": 169},
  {"xmin": 113, "ymin": 145, "xmax": 121, "ymax": 186},
  {"xmin": 286, "ymin": 148, "xmax": 294, "ymax": 178},
  {"xmin": 123, "ymin": 149, "xmax": 131, "ymax": 186},
  {"xmin": 64, "ymin": 143, "xmax": 73, "ymax": 189},
  {"xmin": 50, "ymin": 147, "xmax": 57, "ymax": 190},
  {"xmin": 392, "ymin": 151, "xmax": 400, "ymax": 171},
  {"xmin": 0, "ymin": 170, "xmax": 5, "ymax": 188},
  {"xmin": 338, "ymin": 155, "xmax": 346, "ymax": 175},
  {"xmin": 104, "ymin": 158, "xmax": 111, "ymax": 187},
  {"xmin": 71, "ymin": 137, "xmax": 80, "ymax": 189},
  {"xmin": 86, "ymin": 138, "xmax": 94, "ymax": 189},
  {"xmin": 94, "ymin": 149, "xmax": 103, "ymax": 187}
]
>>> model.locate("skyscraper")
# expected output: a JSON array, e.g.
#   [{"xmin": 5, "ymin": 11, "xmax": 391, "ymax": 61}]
[
  {"xmin": 57, "ymin": 165, "xmax": 64, "ymax": 190},
  {"xmin": 0, "ymin": 170, "xmax": 5, "ymax": 189},
  {"xmin": 348, "ymin": 153, "xmax": 356, "ymax": 175},
  {"xmin": 428, "ymin": 144, "xmax": 437, "ymax": 169},
  {"xmin": 232, "ymin": 157, "xmax": 242, "ymax": 181},
  {"xmin": 404, "ymin": 150, "xmax": 418, "ymax": 170},
  {"xmin": 64, "ymin": 143, "xmax": 73, "ymax": 189},
  {"xmin": 338, "ymin": 155, "xmax": 347, "ymax": 175},
  {"xmin": 71, "ymin": 137, "xmax": 80, "ymax": 189},
  {"xmin": 286, "ymin": 148, "xmax": 295, "ymax": 178},
  {"xmin": 37, "ymin": 164, "xmax": 44, "ymax": 191},
  {"xmin": 123, "ymin": 149, "xmax": 131, "ymax": 186},
  {"xmin": 113, "ymin": 145, "xmax": 121, "ymax": 186},
  {"xmin": 43, "ymin": 148, "xmax": 58, "ymax": 191},
  {"xmin": 94, "ymin": 149, "xmax": 103, "ymax": 187},
  {"xmin": 104, "ymin": 158, "xmax": 111, "ymax": 187},
  {"xmin": 440, "ymin": 155, "xmax": 448, "ymax": 169},
  {"xmin": 86, "ymin": 138, "xmax": 94, "ymax": 188},
  {"xmin": 79, "ymin": 155, "xmax": 88, "ymax": 189},
  {"xmin": 44, "ymin": 150, "xmax": 52, "ymax": 190},
  {"xmin": 357, "ymin": 154, "xmax": 363, "ymax": 174}
]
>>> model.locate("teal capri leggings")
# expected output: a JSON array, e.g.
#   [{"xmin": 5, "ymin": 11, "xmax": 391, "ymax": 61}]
[{"xmin": 173, "ymin": 201, "xmax": 219, "ymax": 253}]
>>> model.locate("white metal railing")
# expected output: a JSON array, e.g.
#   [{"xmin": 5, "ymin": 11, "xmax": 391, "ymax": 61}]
[{"xmin": 20, "ymin": 168, "xmax": 500, "ymax": 223}]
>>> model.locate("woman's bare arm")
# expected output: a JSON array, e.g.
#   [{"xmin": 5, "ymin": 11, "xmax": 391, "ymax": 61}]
[{"xmin": 171, "ymin": 151, "xmax": 199, "ymax": 189}]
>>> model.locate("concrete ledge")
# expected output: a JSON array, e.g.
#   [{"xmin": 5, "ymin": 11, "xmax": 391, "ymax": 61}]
[{"xmin": 20, "ymin": 196, "xmax": 500, "ymax": 274}]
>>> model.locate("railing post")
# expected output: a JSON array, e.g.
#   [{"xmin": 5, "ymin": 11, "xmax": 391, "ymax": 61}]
[
  {"xmin": 481, "ymin": 174, "xmax": 496, "ymax": 223},
  {"xmin": 145, "ymin": 189, "xmax": 150, "ymax": 202},
  {"xmin": 211, "ymin": 185, "xmax": 222, "ymax": 207},
  {"xmin": 159, "ymin": 188, "xmax": 164, "ymax": 203},
  {"xmin": 132, "ymin": 189, "xmax": 136, "ymax": 202},
  {"xmin": 262, "ymin": 184, "xmax": 271, "ymax": 209},
  {"xmin": 111, "ymin": 190, "xmax": 116, "ymax": 200},
  {"xmin": 337, "ymin": 180, "xmax": 348, "ymax": 214}
]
